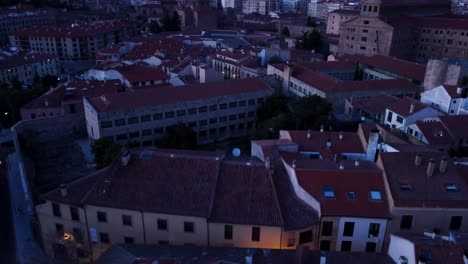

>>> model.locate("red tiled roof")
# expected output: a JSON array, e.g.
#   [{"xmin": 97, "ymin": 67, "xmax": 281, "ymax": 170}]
[
  {"xmin": 442, "ymin": 85, "xmax": 463, "ymax": 98},
  {"xmin": 116, "ymin": 64, "xmax": 168, "ymax": 83},
  {"xmin": 14, "ymin": 20, "xmax": 127, "ymax": 38},
  {"xmin": 338, "ymin": 54, "xmax": 426, "ymax": 81},
  {"xmin": 415, "ymin": 121, "xmax": 454, "ymax": 145},
  {"xmin": 380, "ymin": 0, "xmax": 450, "ymax": 6},
  {"xmin": 126, "ymin": 39, "xmax": 184, "ymax": 60},
  {"xmin": 280, "ymin": 130, "xmax": 365, "ymax": 155},
  {"xmin": 209, "ymin": 159, "xmax": 284, "ymax": 226},
  {"xmin": 0, "ymin": 50, "xmax": 56, "ymax": 70},
  {"xmin": 350, "ymin": 95, "xmax": 400, "ymax": 115},
  {"xmin": 380, "ymin": 152, "xmax": 468, "ymax": 208},
  {"xmin": 290, "ymin": 159, "xmax": 391, "ymax": 218},
  {"xmin": 88, "ymin": 78, "xmax": 272, "ymax": 112},
  {"xmin": 439, "ymin": 115, "xmax": 468, "ymax": 140},
  {"xmin": 387, "ymin": 97, "xmax": 429, "ymax": 117}
]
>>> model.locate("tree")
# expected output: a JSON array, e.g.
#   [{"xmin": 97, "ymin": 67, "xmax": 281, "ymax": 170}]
[
  {"xmin": 250, "ymin": 113, "xmax": 295, "ymax": 140},
  {"xmin": 158, "ymin": 123, "xmax": 197, "ymax": 149},
  {"xmin": 149, "ymin": 20, "xmax": 162, "ymax": 33},
  {"xmin": 91, "ymin": 138, "xmax": 122, "ymax": 169},
  {"xmin": 307, "ymin": 16, "xmax": 315, "ymax": 27},
  {"xmin": 256, "ymin": 93, "xmax": 289, "ymax": 122},
  {"xmin": 295, "ymin": 29, "xmax": 323, "ymax": 52},
  {"xmin": 290, "ymin": 95, "xmax": 332, "ymax": 130},
  {"xmin": 281, "ymin": 26, "xmax": 290, "ymax": 37}
]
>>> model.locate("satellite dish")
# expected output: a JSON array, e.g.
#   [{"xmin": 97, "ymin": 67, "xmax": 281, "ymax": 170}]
[{"xmin": 232, "ymin": 148, "xmax": 241, "ymax": 157}]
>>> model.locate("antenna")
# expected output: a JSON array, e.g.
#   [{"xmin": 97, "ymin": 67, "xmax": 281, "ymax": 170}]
[{"xmin": 232, "ymin": 148, "xmax": 241, "ymax": 158}]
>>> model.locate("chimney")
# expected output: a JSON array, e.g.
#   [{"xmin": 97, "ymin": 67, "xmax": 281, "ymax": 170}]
[
  {"xmin": 307, "ymin": 129, "xmax": 311, "ymax": 139},
  {"xmin": 320, "ymin": 125, "xmax": 324, "ymax": 133},
  {"xmin": 121, "ymin": 150, "xmax": 131, "ymax": 166},
  {"xmin": 339, "ymin": 131, "xmax": 343, "ymax": 140},
  {"xmin": 339, "ymin": 162, "xmax": 344, "ymax": 170},
  {"xmin": 366, "ymin": 129, "xmax": 379, "ymax": 162},
  {"xmin": 409, "ymin": 103, "xmax": 415, "ymax": 114},
  {"xmin": 427, "ymin": 159, "xmax": 436, "ymax": 177},
  {"xmin": 355, "ymin": 160, "xmax": 360, "ymax": 167},
  {"xmin": 415, "ymin": 153, "xmax": 422, "ymax": 166},
  {"xmin": 439, "ymin": 158, "xmax": 448, "ymax": 173},
  {"xmin": 59, "ymin": 184, "xmax": 67, "ymax": 197},
  {"xmin": 265, "ymin": 157, "xmax": 270, "ymax": 169}
]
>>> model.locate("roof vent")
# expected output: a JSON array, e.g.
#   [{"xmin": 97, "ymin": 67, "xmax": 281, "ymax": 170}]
[
  {"xmin": 339, "ymin": 162, "xmax": 344, "ymax": 170},
  {"xmin": 307, "ymin": 129, "xmax": 311, "ymax": 139},
  {"xmin": 440, "ymin": 158, "xmax": 448, "ymax": 173},
  {"xmin": 339, "ymin": 131, "xmax": 343, "ymax": 140},
  {"xmin": 409, "ymin": 103, "xmax": 415, "ymax": 114},
  {"xmin": 59, "ymin": 184, "xmax": 67, "ymax": 197}
]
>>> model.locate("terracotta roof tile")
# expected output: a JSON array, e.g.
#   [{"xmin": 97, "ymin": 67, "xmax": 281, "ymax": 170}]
[
  {"xmin": 414, "ymin": 121, "xmax": 454, "ymax": 145},
  {"xmin": 387, "ymin": 97, "xmax": 429, "ymax": 117},
  {"xmin": 439, "ymin": 115, "xmax": 468, "ymax": 139},
  {"xmin": 0, "ymin": 50, "xmax": 56, "ymax": 70},
  {"xmin": 350, "ymin": 95, "xmax": 400, "ymax": 115}
]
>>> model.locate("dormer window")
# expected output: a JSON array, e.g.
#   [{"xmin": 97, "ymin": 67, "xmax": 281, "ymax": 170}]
[
  {"xmin": 445, "ymin": 184, "xmax": 458, "ymax": 192},
  {"xmin": 348, "ymin": 191, "xmax": 356, "ymax": 200},
  {"xmin": 323, "ymin": 186, "xmax": 335, "ymax": 198},
  {"xmin": 369, "ymin": 190, "xmax": 382, "ymax": 201},
  {"xmin": 400, "ymin": 184, "xmax": 412, "ymax": 191}
]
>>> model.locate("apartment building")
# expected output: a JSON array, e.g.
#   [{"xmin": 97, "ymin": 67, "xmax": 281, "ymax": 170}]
[
  {"xmin": 326, "ymin": 9, "xmax": 359, "ymax": 36},
  {"xmin": 316, "ymin": 1, "xmax": 343, "ymax": 21},
  {"xmin": 0, "ymin": 48, "xmax": 59, "ymax": 85},
  {"xmin": 420, "ymin": 85, "xmax": 468, "ymax": 115},
  {"xmin": 338, "ymin": 0, "xmax": 468, "ymax": 61},
  {"xmin": 209, "ymin": 50, "xmax": 260, "ymax": 80},
  {"xmin": 377, "ymin": 151, "xmax": 468, "ymax": 243},
  {"xmin": 242, "ymin": 0, "xmax": 268, "ymax": 15},
  {"xmin": 9, "ymin": 20, "xmax": 130, "ymax": 62},
  {"xmin": 36, "ymin": 148, "xmax": 319, "ymax": 261},
  {"xmin": 267, "ymin": 62, "xmax": 420, "ymax": 111},
  {"xmin": 20, "ymin": 79, "xmax": 126, "ymax": 121},
  {"xmin": 83, "ymin": 78, "xmax": 274, "ymax": 145},
  {"xmin": 0, "ymin": 9, "xmax": 55, "ymax": 44},
  {"xmin": 383, "ymin": 97, "xmax": 442, "ymax": 131}
]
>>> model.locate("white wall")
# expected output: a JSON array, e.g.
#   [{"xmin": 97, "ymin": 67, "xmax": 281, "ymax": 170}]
[
  {"xmin": 420, "ymin": 86, "xmax": 451, "ymax": 114},
  {"xmin": 335, "ymin": 217, "xmax": 388, "ymax": 252},
  {"xmin": 388, "ymin": 234, "xmax": 416, "ymax": 264}
]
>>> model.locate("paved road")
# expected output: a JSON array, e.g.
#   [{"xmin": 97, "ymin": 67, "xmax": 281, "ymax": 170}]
[{"xmin": 0, "ymin": 158, "xmax": 16, "ymax": 264}]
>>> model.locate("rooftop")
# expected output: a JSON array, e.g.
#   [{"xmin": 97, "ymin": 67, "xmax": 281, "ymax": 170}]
[
  {"xmin": 387, "ymin": 97, "xmax": 429, "ymax": 117},
  {"xmin": 0, "ymin": 49, "xmax": 56, "ymax": 71},
  {"xmin": 115, "ymin": 64, "xmax": 168, "ymax": 83},
  {"xmin": 349, "ymin": 95, "xmax": 400, "ymax": 115},
  {"xmin": 414, "ymin": 120, "xmax": 454, "ymax": 145}
]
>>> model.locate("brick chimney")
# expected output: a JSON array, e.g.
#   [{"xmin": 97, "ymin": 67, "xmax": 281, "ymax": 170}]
[{"xmin": 427, "ymin": 159, "xmax": 436, "ymax": 177}]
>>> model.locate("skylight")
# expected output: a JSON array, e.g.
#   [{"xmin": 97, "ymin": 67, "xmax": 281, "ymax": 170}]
[
  {"xmin": 445, "ymin": 184, "xmax": 458, "ymax": 192},
  {"xmin": 400, "ymin": 183, "xmax": 412, "ymax": 191},
  {"xmin": 323, "ymin": 186, "xmax": 335, "ymax": 198},
  {"xmin": 348, "ymin": 191, "xmax": 356, "ymax": 200},
  {"xmin": 370, "ymin": 190, "xmax": 382, "ymax": 201}
]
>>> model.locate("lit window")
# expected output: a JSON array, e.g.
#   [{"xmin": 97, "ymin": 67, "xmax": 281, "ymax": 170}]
[
  {"xmin": 445, "ymin": 184, "xmax": 458, "ymax": 192},
  {"xmin": 369, "ymin": 190, "xmax": 382, "ymax": 201},
  {"xmin": 323, "ymin": 186, "xmax": 335, "ymax": 198}
]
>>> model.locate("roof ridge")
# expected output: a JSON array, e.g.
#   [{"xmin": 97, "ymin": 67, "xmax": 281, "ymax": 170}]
[{"xmin": 267, "ymin": 149, "xmax": 285, "ymax": 227}]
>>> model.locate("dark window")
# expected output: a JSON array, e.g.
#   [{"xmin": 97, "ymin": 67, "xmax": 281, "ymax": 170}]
[
  {"xmin": 257, "ymin": 98, "xmax": 264, "ymax": 104},
  {"xmin": 247, "ymin": 111, "xmax": 255, "ymax": 117},
  {"xmin": 387, "ymin": 111, "xmax": 393, "ymax": 122},
  {"xmin": 188, "ymin": 122, "xmax": 197, "ymax": 128},
  {"xmin": 97, "ymin": 211, "xmax": 107, "ymax": 223},
  {"xmin": 366, "ymin": 242, "xmax": 377, "ymax": 252},
  {"xmin": 76, "ymin": 248, "xmax": 87, "ymax": 258},
  {"xmin": 320, "ymin": 240, "xmax": 331, "ymax": 251},
  {"xmin": 209, "ymin": 104, "xmax": 218, "ymax": 111},
  {"xmin": 122, "ymin": 215, "xmax": 132, "ymax": 226},
  {"xmin": 341, "ymin": 241, "xmax": 352, "ymax": 251},
  {"xmin": 157, "ymin": 219, "xmax": 167, "ymax": 230},
  {"xmin": 31, "ymin": 113, "xmax": 36, "ymax": 119},
  {"xmin": 198, "ymin": 106, "xmax": 207, "ymax": 113},
  {"xmin": 321, "ymin": 221, "xmax": 333, "ymax": 236},
  {"xmin": 224, "ymin": 225, "xmax": 233, "ymax": 240},
  {"xmin": 219, "ymin": 116, "xmax": 227, "ymax": 122},
  {"xmin": 343, "ymin": 222, "xmax": 355, "ymax": 237},
  {"xmin": 70, "ymin": 207, "xmax": 79, "ymax": 221},
  {"xmin": 299, "ymin": 230, "xmax": 313, "ymax": 244},
  {"xmin": 449, "ymin": 216, "xmax": 463, "ymax": 230},
  {"xmin": 124, "ymin": 237, "xmax": 134, "ymax": 244},
  {"xmin": 142, "ymin": 129, "xmax": 152, "ymax": 136},
  {"xmin": 219, "ymin": 103, "xmax": 227, "ymax": 110},
  {"xmin": 364, "ymin": 20, "xmax": 369, "ymax": 24},
  {"xmin": 176, "ymin": 110, "xmax": 186, "ymax": 117},
  {"xmin": 115, "ymin": 119, "xmax": 126, "ymax": 126},
  {"xmin": 396, "ymin": 115, "xmax": 404, "ymax": 123},
  {"xmin": 55, "ymin": 223, "xmax": 64, "ymax": 235},
  {"xmin": 252, "ymin": 227, "xmax": 260, "ymax": 241},
  {"xmin": 154, "ymin": 127, "xmax": 164, "ymax": 134},
  {"xmin": 165, "ymin": 111, "xmax": 174, "ymax": 118},
  {"xmin": 129, "ymin": 131, "xmax": 139, "ymax": 138},
  {"xmin": 400, "ymin": 215, "xmax": 413, "ymax": 230},
  {"xmin": 229, "ymin": 114, "xmax": 237, "ymax": 121},
  {"xmin": 239, "ymin": 100, "xmax": 246, "ymax": 106},
  {"xmin": 141, "ymin": 115, "xmax": 151, "ymax": 122},
  {"xmin": 361, "ymin": 37, "xmax": 367, "ymax": 42},
  {"xmin": 238, "ymin": 113, "xmax": 246, "ymax": 119},
  {"xmin": 368, "ymin": 223, "xmax": 380, "ymax": 237},
  {"xmin": 101, "ymin": 121, "xmax": 112, "ymax": 128},
  {"xmin": 128, "ymin": 117, "xmax": 138, "ymax": 124},
  {"xmin": 229, "ymin": 102, "xmax": 237, "ymax": 108},
  {"xmin": 99, "ymin": 232, "xmax": 109, "ymax": 243},
  {"xmin": 199, "ymin": 120, "xmax": 208, "ymax": 126},
  {"xmin": 153, "ymin": 113, "xmax": 163, "ymax": 120},
  {"xmin": 184, "ymin": 222, "xmax": 194, "ymax": 233},
  {"xmin": 52, "ymin": 203, "xmax": 61, "ymax": 217},
  {"xmin": 73, "ymin": 228, "xmax": 83, "ymax": 241},
  {"xmin": 248, "ymin": 99, "xmax": 255, "ymax": 105}
]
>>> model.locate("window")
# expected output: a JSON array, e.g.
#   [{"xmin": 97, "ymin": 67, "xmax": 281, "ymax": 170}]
[
  {"xmin": 364, "ymin": 20, "xmax": 369, "ymax": 24},
  {"xmin": 257, "ymin": 98, "xmax": 264, "ymax": 104},
  {"xmin": 224, "ymin": 225, "xmax": 233, "ymax": 240},
  {"xmin": 101, "ymin": 121, "xmax": 112, "ymax": 128},
  {"xmin": 343, "ymin": 222, "xmax": 355, "ymax": 237},
  {"xmin": 141, "ymin": 115, "xmax": 151, "ymax": 122},
  {"xmin": 52, "ymin": 203, "xmax": 61, "ymax": 217},
  {"xmin": 198, "ymin": 106, "xmax": 207, "ymax": 113},
  {"xmin": 321, "ymin": 221, "xmax": 333, "ymax": 236},
  {"xmin": 142, "ymin": 129, "xmax": 152, "ymax": 136},
  {"xmin": 219, "ymin": 116, "xmax": 227, "ymax": 122},
  {"xmin": 124, "ymin": 236, "xmax": 134, "ymax": 244},
  {"xmin": 129, "ymin": 131, "xmax": 139, "ymax": 138},
  {"xmin": 366, "ymin": 242, "xmax": 377, "ymax": 252},
  {"xmin": 323, "ymin": 186, "xmax": 335, "ymax": 198},
  {"xmin": 97, "ymin": 211, "xmax": 107, "ymax": 223},
  {"xmin": 341, "ymin": 241, "xmax": 352, "ymax": 251},
  {"xmin": 99, "ymin": 232, "xmax": 109, "ymax": 243},
  {"xmin": 128, "ymin": 117, "xmax": 138, "ymax": 124},
  {"xmin": 400, "ymin": 183, "xmax": 412, "ymax": 191},
  {"xmin": 229, "ymin": 114, "xmax": 237, "ymax": 121},
  {"xmin": 184, "ymin": 222, "xmax": 194, "ymax": 233},
  {"xmin": 247, "ymin": 111, "xmax": 255, "ymax": 117},
  {"xmin": 370, "ymin": 190, "xmax": 382, "ymax": 201},
  {"xmin": 209, "ymin": 104, "xmax": 218, "ymax": 111},
  {"xmin": 70, "ymin": 207, "xmax": 79, "ymax": 221},
  {"xmin": 73, "ymin": 228, "xmax": 83, "ymax": 241},
  {"xmin": 360, "ymin": 46, "xmax": 366, "ymax": 50},
  {"xmin": 153, "ymin": 113, "xmax": 163, "ymax": 120},
  {"xmin": 400, "ymin": 215, "xmax": 413, "ymax": 230},
  {"xmin": 157, "ymin": 219, "xmax": 167, "ymax": 230},
  {"xmin": 154, "ymin": 127, "xmax": 164, "ymax": 134},
  {"xmin": 252, "ymin": 227, "xmax": 260, "ymax": 241},
  {"xmin": 199, "ymin": 120, "xmax": 208, "ymax": 126},
  {"xmin": 361, "ymin": 37, "xmax": 367, "ymax": 42},
  {"xmin": 449, "ymin": 216, "xmax": 463, "ymax": 230},
  {"xmin": 239, "ymin": 100, "xmax": 246, "ymax": 106},
  {"xmin": 122, "ymin": 215, "xmax": 132, "ymax": 226},
  {"xmin": 299, "ymin": 230, "xmax": 313, "ymax": 244},
  {"xmin": 159, "ymin": 240, "xmax": 169, "ymax": 245},
  {"xmin": 248, "ymin": 99, "xmax": 255, "ymax": 105},
  {"xmin": 396, "ymin": 115, "xmax": 404, "ymax": 123},
  {"xmin": 219, "ymin": 103, "xmax": 227, "ymax": 110},
  {"xmin": 348, "ymin": 191, "xmax": 356, "ymax": 200},
  {"xmin": 320, "ymin": 240, "xmax": 330, "ymax": 251},
  {"xmin": 209, "ymin": 118, "xmax": 217, "ymax": 124},
  {"xmin": 165, "ymin": 111, "xmax": 174, "ymax": 118},
  {"xmin": 445, "ymin": 184, "xmax": 458, "ymax": 192},
  {"xmin": 55, "ymin": 223, "xmax": 64, "ymax": 235},
  {"xmin": 176, "ymin": 110, "xmax": 186, "ymax": 117},
  {"xmin": 387, "ymin": 111, "xmax": 393, "ymax": 122},
  {"xmin": 368, "ymin": 223, "xmax": 380, "ymax": 237},
  {"xmin": 188, "ymin": 108, "xmax": 197, "ymax": 115},
  {"xmin": 229, "ymin": 102, "xmax": 237, "ymax": 108},
  {"xmin": 115, "ymin": 119, "xmax": 126, "ymax": 126}
]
